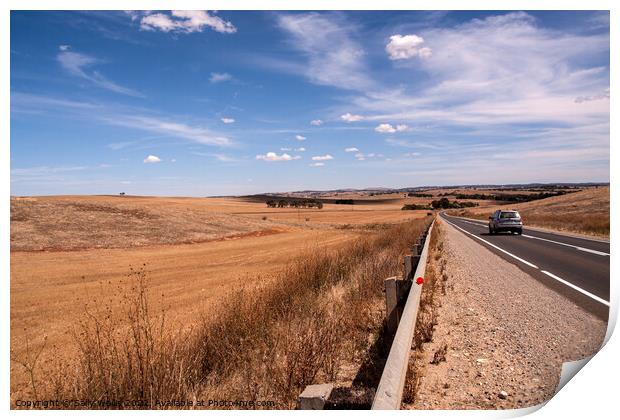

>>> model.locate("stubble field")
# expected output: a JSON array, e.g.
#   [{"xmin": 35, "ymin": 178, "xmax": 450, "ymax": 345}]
[{"xmin": 10, "ymin": 194, "xmax": 429, "ymax": 401}]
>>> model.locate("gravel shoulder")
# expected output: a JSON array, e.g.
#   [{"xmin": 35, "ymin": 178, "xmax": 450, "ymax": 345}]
[{"xmin": 408, "ymin": 219, "xmax": 607, "ymax": 409}]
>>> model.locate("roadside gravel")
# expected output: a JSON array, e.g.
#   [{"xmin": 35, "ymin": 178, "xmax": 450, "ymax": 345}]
[{"xmin": 408, "ymin": 220, "xmax": 607, "ymax": 409}]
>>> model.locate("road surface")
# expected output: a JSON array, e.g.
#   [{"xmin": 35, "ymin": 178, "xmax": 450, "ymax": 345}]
[{"xmin": 440, "ymin": 213, "xmax": 610, "ymax": 320}]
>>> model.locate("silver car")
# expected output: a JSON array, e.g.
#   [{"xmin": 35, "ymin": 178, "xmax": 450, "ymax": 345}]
[{"xmin": 488, "ymin": 210, "xmax": 523, "ymax": 235}]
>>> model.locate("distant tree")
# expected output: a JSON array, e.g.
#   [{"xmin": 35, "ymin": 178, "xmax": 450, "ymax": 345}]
[
  {"xmin": 278, "ymin": 200, "xmax": 288, "ymax": 208},
  {"xmin": 266, "ymin": 200, "xmax": 277, "ymax": 208}
]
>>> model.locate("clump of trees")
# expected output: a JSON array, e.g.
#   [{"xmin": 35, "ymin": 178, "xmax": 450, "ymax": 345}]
[
  {"xmin": 431, "ymin": 198, "xmax": 478, "ymax": 209},
  {"xmin": 454, "ymin": 191, "xmax": 569, "ymax": 203},
  {"xmin": 335, "ymin": 199, "xmax": 355, "ymax": 205},
  {"xmin": 402, "ymin": 198, "xmax": 479, "ymax": 210},
  {"xmin": 407, "ymin": 192, "xmax": 433, "ymax": 198},
  {"xmin": 402, "ymin": 204, "xmax": 432, "ymax": 210},
  {"xmin": 266, "ymin": 199, "xmax": 323, "ymax": 209}
]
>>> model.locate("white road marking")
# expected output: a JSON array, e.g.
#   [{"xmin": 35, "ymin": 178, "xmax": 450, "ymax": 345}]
[
  {"xmin": 442, "ymin": 215, "xmax": 610, "ymax": 307},
  {"xmin": 521, "ymin": 234, "xmax": 610, "ymax": 256},
  {"xmin": 447, "ymin": 214, "xmax": 610, "ymax": 243},
  {"xmin": 442, "ymin": 218, "xmax": 539, "ymax": 269},
  {"xmin": 445, "ymin": 215, "xmax": 610, "ymax": 257},
  {"xmin": 460, "ymin": 219, "xmax": 488, "ymax": 227},
  {"xmin": 541, "ymin": 271, "xmax": 610, "ymax": 307}
]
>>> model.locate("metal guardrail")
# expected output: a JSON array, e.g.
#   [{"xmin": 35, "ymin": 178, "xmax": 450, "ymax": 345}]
[{"xmin": 372, "ymin": 219, "xmax": 435, "ymax": 410}]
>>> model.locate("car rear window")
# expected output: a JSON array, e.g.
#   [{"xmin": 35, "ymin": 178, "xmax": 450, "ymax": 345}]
[{"xmin": 500, "ymin": 211, "xmax": 519, "ymax": 219}]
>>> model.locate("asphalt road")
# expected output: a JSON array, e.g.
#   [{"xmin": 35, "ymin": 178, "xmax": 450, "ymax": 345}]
[{"xmin": 440, "ymin": 213, "xmax": 610, "ymax": 320}]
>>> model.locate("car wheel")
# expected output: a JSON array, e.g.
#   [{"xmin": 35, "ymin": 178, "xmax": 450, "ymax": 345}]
[
  {"xmin": 516, "ymin": 229, "xmax": 522, "ymax": 235},
  {"xmin": 489, "ymin": 226, "xmax": 494, "ymax": 235}
]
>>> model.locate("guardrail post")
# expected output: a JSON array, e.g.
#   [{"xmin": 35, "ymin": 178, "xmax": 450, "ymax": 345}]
[
  {"xmin": 385, "ymin": 276, "xmax": 401, "ymax": 335},
  {"xmin": 373, "ymin": 220, "xmax": 435, "ymax": 410},
  {"xmin": 404, "ymin": 255, "xmax": 420, "ymax": 281},
  {"xmin": 297, "ymin": 383, "xmax": 334, "ymax": 409}
]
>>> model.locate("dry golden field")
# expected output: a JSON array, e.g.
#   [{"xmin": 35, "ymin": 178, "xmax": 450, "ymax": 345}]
[
  {"xmin": 449, "ymin": 187, "xmax": 610, "ymax": 237},
  {"xmin": 10, "ymin": 194, "xmax": 429, "ymax": 401}
]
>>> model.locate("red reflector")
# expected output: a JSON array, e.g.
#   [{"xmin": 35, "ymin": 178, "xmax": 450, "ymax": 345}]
[{"xmin": 416, "ymin": 277, "xmax": 424, "ymax": 285}]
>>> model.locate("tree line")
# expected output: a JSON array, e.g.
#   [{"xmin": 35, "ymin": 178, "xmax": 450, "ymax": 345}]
[{"xmin": 266, "ymin": 199, "xmax": 324, "ymax": 209}]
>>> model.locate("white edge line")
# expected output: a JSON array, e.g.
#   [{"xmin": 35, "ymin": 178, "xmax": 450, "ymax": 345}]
[
  {"xmin": 541, "ymin": 270, "xmax": 610, "ymax": 307},
  {"xmin": 522, "ymin": 234, "xmax": 610, "ymax": 256},
  {"xmin": 446, "ymin": 215, "xmax": 609, "ymax": 257},
  {"xmin": 446, "ymin": 214, "xmax": 610, "ymax": 244},
  {"xmin": 442, "ymin": 217, "xmax": 539, "ymax": 269},
  {"xmin": 442, "ymin": 215, "xmax": 610, "ymax": 307}
]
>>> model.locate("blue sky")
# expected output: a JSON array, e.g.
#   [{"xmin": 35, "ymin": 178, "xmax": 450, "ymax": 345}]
[{"xmin": 10, "ymin": 10, "xmax": 610, "ymax": 196}]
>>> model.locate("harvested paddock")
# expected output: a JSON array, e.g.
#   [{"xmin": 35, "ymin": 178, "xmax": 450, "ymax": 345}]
[{"xmin": 11, "ymin": 217, "xmax": 432, "ymax": 409}]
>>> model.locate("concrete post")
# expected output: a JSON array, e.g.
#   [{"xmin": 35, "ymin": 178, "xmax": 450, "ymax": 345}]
[
  {"xmin": 385, "ymin": 276, "xmax": 401, "ymax": 335},
  {"xmin": 404, "ymin": 255, "xmax": 420, "ymax": 281},
  {"xmin": 298, "ymin": 383, "xmax": 334, "ymax": 409}
]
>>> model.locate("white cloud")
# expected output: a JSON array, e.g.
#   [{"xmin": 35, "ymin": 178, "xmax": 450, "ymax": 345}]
[
  {"xmin": 575, "ymin": 88, "xmax": 610, "ymax": 103},
  {"xmin": 208, "ymin": 153, "xmax": 237, "ymax": 162},
  {"xmin": 310, "ymin": 119, "xmax": 323, "ymax": 126},
  {"xmin": 311, "ymin": 154, "xmax": 334, "ymax": 161},
  {"xmin": 143, "ymin": 155, "xmax": 161, "ymax": 164},
  {"xmin": 295, "ymin": 134, "xmax": 306, "ymax": 141},
  {"xmin": 345, "ymin": 147, "xmax": 359, "ymax": 152},
  {"xmin": 386, "ymin": 34, "xmax": 432, "ymax": 60},
  {"xmin": 209, "ymin": 72, "xmax": 233, "ymax": 83},
  {"xmin": 280, "ymin": 147, "xmax": 292, "ymax": 151},
  {"xmin": 140, "ymin": 11, "xmax": 236, "ymax": 34},
  {"xmin": 108, "ymin": 115, "xmax": 232, "ymax": 146},
  {"xmin": 309, "ymin": 162, "xmax": 325, "ymax": 167},
  {"xmin": 221, "ymin": 117, "xmax": 235, "ymax": 124},
  {"xmin": 340, "ymin": 112, "xmax": 364, "ymax": 122},
  {"xmin": 256, "ymin": 152, "xmax": 301, "ymax": 162},
  {"xmin": 276, "ymin": 13, "xmax": 372, "ymax": 90},
  {"xmin": 59, "ymin": 44, "xmax": 70, "ymax": 51},
  {"xmin": 57, "ymin": 50, "xmax": 143, "ymax": 97},
  {"xmin": 354, "ymin": 153, "xmax": 365, "ymax": 161},
  {"xmin": 297, "ymin": 147, "xmax": 306, "ymax": 152},
  {"xmin": 375, "ymin": 123, "xmax": 409, "ymax": 133}
]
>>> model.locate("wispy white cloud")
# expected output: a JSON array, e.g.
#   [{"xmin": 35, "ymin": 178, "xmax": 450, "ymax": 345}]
[
  {"xmin": 575, "ymin": 88, "xmax": 610, "ymax": 103},
  {"xmin": 14, "ymin": 92, "xmax": 234, "ymax": 148},
  {"xmin": 57, "ymin": 47, "xmax": 143, "ymax": 97},
  {"xmin": 344, "ymin": 147, "xmax": 359, "ymax": 152},
  {"xmin": 256, "ymin": 152, "xmax": 301, "ymax": 161},
  {"xmin": 340, "ymin": 112, "xmax": 364, "ymax": 122},
  {"xmin": 108, "ymin": 115, "xmax": 232, "ymax": 146},
  {"xmin": 221, "ymin": 117, "xmax": 235, "ymax": 124},
  {"xmin": 139, "ymin": 11, "xmax": 236, "ymax": 34},
  {"xmin": 192, "ymin": 152, "xmax": 239, "ymax": 162},
  {"xmin": 310, "ymin": 119, "xmax": 323, "ymax": 126},
  {"xmin": 295, "ymin": 134, "xmax": 306, "ymax": 141},
  {"xmin": 375, "ymin": 123, "xmax": 408, "ymax": 133},
  {"xmin": 210, "ymin": 72, "xmax": 233, "ymax": 83},
  {"xmin": 386, "ymin": 34, "xmax": 432, "ymax": 60},
  {"xmin": 311, "ymin": 154, "xmax": 333, "ymax": 161},
  {"xmin": 143, "ymin": 155, "xmax": 161, "ymax": 163},
  {"xmin": 309, "ymin": 162, "xmax": 325, "ymax": 167},
  {"xmin": 276, "ymin": 13, "xmax": 372, "ymax": 90}
]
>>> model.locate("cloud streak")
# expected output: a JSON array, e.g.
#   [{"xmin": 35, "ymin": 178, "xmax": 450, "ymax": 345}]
[{"xmin": 57, "ymin": 47, "xmax": 143, "ymax": 97}]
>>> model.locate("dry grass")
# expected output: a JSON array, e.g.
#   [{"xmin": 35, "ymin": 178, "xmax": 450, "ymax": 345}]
[
  {"xmin": 403, "ymin": 220, "xmax": 448, "ymax": 405},
  {"xmin": 10, "ymin": 196, "xmax": 284, "ymax": 251},
  {"xmin": 449, "ymin": 187, "xmax": 609, "ymax": 237},
  {"xmin": 10, "ymin": 195, "xmax": 430, "ymax": 251},
  {"xmin": 13, "ymin": 217, "xmax": 432, "ymax": 409}
]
